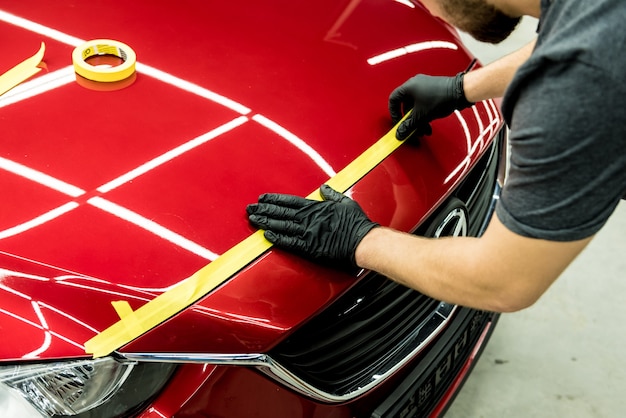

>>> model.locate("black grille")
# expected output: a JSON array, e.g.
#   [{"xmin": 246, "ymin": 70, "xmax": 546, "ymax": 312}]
[
  {"xmin": 372, "ymin": 309, "xmax": 496, "ymax": 418},
  {"xmin": 272, "ymin": 274, "xmax": 440, "ymax": 395},
  {"xmin": 270, "ymin": 132, "xmax": 503, "ymax": 399}
]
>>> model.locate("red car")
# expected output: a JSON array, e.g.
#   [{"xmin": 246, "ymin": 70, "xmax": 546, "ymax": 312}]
[{"xmin": 0, "ymin": 1, "xmax": 506, "ymax": 417}]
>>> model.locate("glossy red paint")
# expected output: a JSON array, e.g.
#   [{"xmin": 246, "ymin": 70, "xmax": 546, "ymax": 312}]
[
  {"xmin": 1, "ymin": 0, "xmax": 503, "ymax": 416},
  {"xmin": 0, "ymin": 0, "xmax": 500, "ymax": 360}
]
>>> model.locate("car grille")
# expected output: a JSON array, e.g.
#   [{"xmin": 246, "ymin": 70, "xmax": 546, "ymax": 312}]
[
  {"xmin": 271, "ymin": 274, "xmax": 442, "ymax": 396},
  {"xmin": 268, "ymin": 131, "xmax": 503, "ymax": 401},
  {"xmin": 372, "ymin": 309, "xmax": 496, "ymax": 418}
]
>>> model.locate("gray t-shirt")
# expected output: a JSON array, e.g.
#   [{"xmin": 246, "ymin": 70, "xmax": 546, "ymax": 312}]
[{"xmin": 496, "ymin": 0, "xmax": 626, "ymax": 241}]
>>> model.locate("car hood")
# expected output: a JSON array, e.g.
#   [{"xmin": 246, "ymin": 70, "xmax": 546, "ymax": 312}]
[{"xmin": 0, "ymin": 0, "xmax": 502, "ymax": 361}]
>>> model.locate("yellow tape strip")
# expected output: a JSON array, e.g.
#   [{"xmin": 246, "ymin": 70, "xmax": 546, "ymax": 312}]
[
  {"xmin": 109, "ymin": 300, "xmax": 145, "ymax": 343},
  {"xmin": 84, "ymin": 119, "xmax": 408, "ymax": 358},
  {"xmin": 72, "ymin": 39, "xmax": 136, "ymax": 82},
  {"xmin": 0, "ymin": 42, "xmax": 46, "ymax": 97},
  {"xmin": 111, "ymin": 300, "xmax": 135, "ymax": 318}
]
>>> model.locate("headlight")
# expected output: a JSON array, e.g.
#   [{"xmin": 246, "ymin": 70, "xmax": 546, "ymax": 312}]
[{"xmin": 0, "ymin": 357, "xmax": 175, "ymax": 417}]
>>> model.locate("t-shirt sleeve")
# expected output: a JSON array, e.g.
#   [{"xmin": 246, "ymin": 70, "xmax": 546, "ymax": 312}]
[{"xmin": 496, "ymin": 60, "xmax": 626, "ymax": 241}]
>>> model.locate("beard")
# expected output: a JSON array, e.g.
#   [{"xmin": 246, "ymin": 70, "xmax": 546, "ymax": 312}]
[{"xmin": 440, "ymin": 0, "xmax": 521, "ymax": 44}]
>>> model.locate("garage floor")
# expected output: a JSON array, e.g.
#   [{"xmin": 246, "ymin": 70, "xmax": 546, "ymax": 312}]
[{"xmin": 446, "ymin": 18, "xmax": 626, "ymax": 418}]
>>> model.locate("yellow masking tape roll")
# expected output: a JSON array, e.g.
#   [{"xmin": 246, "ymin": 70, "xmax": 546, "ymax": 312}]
[
  {"xmin": 72, "ymin": 39, "xmax": 136, "ymax": 82},
  {"xmin": 84, "ymin": 116, "xmax": 410, "ymax": 358}
]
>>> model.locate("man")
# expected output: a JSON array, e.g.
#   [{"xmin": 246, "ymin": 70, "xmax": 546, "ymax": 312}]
[{"xmin": 247, "ymin": 0, "xmax": 626, "ymax": 313}]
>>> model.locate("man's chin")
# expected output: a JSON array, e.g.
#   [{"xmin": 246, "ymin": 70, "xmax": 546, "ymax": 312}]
[{"xmin": 465, "ymin": 17, "xmax": 522, "ymax": 44}]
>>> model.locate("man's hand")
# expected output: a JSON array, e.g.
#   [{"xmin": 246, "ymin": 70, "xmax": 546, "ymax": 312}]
[
  {"xmin": 388, "ymin": 72, "xmax": 473, "ymax": 140},
  {"xmin": 247, "ymin": 184, "xmax": 379, "ymax": 269}
]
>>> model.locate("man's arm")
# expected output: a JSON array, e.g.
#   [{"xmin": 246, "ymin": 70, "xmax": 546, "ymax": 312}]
[
  {"xmin": 248, "ymin": 185, "xmax": 593, "ymax": 313},
  {"xmin": 463, "ymin": 39, "xmax": 537, "ymax": 102},
  {"xmin": 389, "ymin": 39, "xmax": 536, "ymax": 140},
  {"xmin": 355, "ymin": 213, "xmax": 591, "ymax": 313}
]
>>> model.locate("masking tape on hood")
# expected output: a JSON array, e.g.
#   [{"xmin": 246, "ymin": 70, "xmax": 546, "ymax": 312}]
[
  {"xmin": 84, "ymin": 116, "xmax": 410, "ymax": 358},
  {"xmin": 72, "ymin": 39, "xmax": 136, "ymax": 82},
  {"xmin": 0, "ymin": 42, "xmax": 46, "ymax": 97}
]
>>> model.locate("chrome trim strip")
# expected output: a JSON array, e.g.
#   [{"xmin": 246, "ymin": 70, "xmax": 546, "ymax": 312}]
[
  {"xmin": 478, "ymin": 180, "xmax": 502, "ymax": 236},
  {"xmin": 122, "ymin": 352, "xmax": 269, "ymax": 366},
  {"xmin": 120, "ymin": 165, "xmax": 503, "ymax": 403}
]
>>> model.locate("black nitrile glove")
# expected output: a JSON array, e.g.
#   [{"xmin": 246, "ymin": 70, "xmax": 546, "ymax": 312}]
[
  {"xmin": 247, "ymin": 184, "xmax": 379, "ymax": 269},
  {"xmin": 388, "ymin": 72, "xmax": 473, "ymax": 140}
]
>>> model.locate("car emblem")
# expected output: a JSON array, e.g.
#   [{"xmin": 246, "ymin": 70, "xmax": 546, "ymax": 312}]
[{"xmin": 426, "ymin": 198, "xmax": 468, "ymax": 238}]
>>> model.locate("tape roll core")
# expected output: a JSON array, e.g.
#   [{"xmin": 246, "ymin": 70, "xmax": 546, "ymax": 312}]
[{"xmin": 72, "ymin": 39, "xmax": 136, "ymax": 82}]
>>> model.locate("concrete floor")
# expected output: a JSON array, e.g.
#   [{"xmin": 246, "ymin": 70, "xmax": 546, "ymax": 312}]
[{"xmin": 444, "ymin": 19, "xmax": 626, "ymax": 418}]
